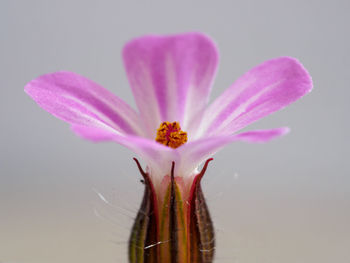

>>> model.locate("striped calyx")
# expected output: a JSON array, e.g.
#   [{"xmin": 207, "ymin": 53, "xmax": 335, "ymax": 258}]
[{"xmin": 129, "ymin": 159, "xmax": 215, "ymax": 263}]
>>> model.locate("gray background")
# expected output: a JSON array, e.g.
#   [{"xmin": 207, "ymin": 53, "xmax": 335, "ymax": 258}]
[{"xmin": 1, "ymin": 0, "xmax": 349, "ymax": 262}]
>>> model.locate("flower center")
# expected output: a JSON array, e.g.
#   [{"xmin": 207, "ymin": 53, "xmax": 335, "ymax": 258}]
[{"xmin": 155, "ymin": 121, "xmax": 188, "ymax": 148}]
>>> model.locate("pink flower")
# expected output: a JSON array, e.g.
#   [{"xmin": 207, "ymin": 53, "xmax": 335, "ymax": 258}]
[
  {"xmin": 25, "ymin": 33, "xmax": 312, "ymax": 262},
  {"xmin": 25, "ymin": 32, "xmax": 312, "ymax": 188}
]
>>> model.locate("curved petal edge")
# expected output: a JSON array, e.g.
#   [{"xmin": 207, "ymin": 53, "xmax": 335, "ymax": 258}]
[
  {"xmin": 25, "ymin": 71, "xmax": 143, "ymax": 136},
  {"xmin": 177, "ymin": 127, "xmax": 290, "ymax": 176},
  {"xmin": 200, "ymin": 57, "xmax": 312, "ymax": 137}
]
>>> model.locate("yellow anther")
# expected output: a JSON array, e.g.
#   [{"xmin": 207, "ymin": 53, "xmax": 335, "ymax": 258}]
[{"xmin": 155, "ymin": 121, "xmax": 188, "ymax": 149}]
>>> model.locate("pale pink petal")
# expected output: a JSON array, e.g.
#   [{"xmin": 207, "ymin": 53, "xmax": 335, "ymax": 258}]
[
  {"xmin": 72, "ymin": 125, "xmax": 179, "ymax": 185},
  {"xmin": 199, "ymin": 57, "xmax": 312, "ymax": 137},
  {"xmin": 177, "ymin": 127, "xmax": 289, "ymax": 176},
  {"xmin": 123, "ymin": 32, "xmax": 218, "ymax": 139},
  {"xmin": 231, "ymin": 127, "xmax": 290, "ymax": 142},
  {"xmin": 25, "ymin": 71, "xmax": 143, "ymax": 136}
]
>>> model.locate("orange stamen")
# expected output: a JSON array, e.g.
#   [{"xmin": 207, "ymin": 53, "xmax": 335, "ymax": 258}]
[{"xmin": 155, "ymin": 121, "xmax": 188, "ymax": 149}]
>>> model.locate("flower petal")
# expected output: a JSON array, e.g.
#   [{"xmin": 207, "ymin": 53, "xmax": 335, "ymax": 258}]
[
  {"xmin": 25, "ymin": 71, "xmax": 143, "ymax": 136},
  {"xmin": 123, "ymin": 32, "xmax": 218, "ymax": 139},
  {"xmin": 72, "ymin": 125, "xmax": 179, "ymax": 185},
  {"xmin": 231, "ymin": 127, "xmax": 290, "ymax": 142},
  {"xmin": 177, "ymin": 127, "xmax": 289, "ymax": 176},
  {"xmin": 200, "ymin": 57, "xmax": 312, "ymax": 137}
]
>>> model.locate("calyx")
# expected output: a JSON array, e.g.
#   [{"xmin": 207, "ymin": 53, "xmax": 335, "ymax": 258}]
[{"xmin": 129, "ymin": 158, "xmax": 215, "ymax": 263}]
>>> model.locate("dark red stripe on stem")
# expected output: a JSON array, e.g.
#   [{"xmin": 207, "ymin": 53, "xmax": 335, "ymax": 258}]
[{"xmin": 129, "ymin": 158, "xmax": 215, "ymax": 263}]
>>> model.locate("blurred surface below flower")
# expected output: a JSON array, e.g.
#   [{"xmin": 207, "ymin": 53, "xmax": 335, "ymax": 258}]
[{"xmin": 25, "ymin": 33, "xmax": 312, "ymax": 263}]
